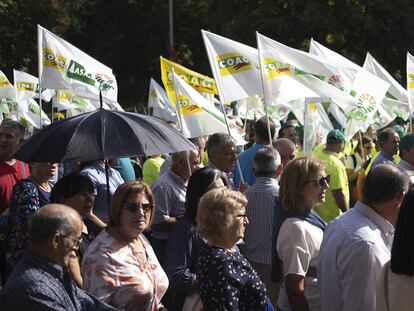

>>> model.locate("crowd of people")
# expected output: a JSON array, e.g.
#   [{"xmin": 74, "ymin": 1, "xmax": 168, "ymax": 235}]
[{"xmin": 0, "ymin": 114, "xmax": 414, "ymax": 310}]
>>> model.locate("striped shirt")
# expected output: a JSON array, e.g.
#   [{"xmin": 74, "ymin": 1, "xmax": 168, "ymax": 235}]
[
  {"xmin": 243, "ymin": 177, "xmax": 279, "ymax": 264},
  {"xmin": 318, "ymin": 201, "xmax": 394, "ymax": 311},
  {"xmin": 1, "ymin": 251, "xmax": 114, "ymax": 310},
  {"xmin": 151, "ymin": 169, "xmax": 187, "ymax": 240}
]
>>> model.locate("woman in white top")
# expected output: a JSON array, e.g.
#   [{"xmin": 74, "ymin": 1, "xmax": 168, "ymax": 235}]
[
  {"xmin": 272, "ymin": 157, "xmax": 328, "ymax": 311},
  {"xmin": 376, "ymin": 187, "xmax": 414, "ymax": 311}
]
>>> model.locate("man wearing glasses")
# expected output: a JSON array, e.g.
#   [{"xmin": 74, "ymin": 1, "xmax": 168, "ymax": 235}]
[
  {"xmin": 314, "ymin": 129, "xmax": 349, "ymax": 223},
  {"xmin": 1, "ymin": 204, "xmax": 116, "ymax": 310}
]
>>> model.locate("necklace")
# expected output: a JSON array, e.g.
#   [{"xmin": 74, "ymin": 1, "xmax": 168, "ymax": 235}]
[{"xmin": 29, "ymin": 175, "xmax": 51, "ymax": 192}]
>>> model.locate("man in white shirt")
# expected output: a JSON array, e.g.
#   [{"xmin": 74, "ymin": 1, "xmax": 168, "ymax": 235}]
[{"xmin": 318, "ymin": 164, "xmax": 409, "ymax": 310}]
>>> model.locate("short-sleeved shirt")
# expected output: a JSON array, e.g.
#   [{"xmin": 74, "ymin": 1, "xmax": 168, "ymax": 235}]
[
  {"xmin": 0, "ymin": 160, "xmax": 29, "ymax": 214},
  {"xmin": 82, "ymin": 230, "xmax": 169, "ymax": 311},
  {"xmin": 313, "ymin": 150, "xmax": 349, "ymax": 223},
  {"xmin": 197, "ymin": 244, "xmax": 268, "ymax": 310},
  {"xmin": 151, "ymin": 169, "xmax": 187, "ymax": 240},
  {"xmin": 277, "ymin": 218, "xmax": 323, "ymax": 310}
]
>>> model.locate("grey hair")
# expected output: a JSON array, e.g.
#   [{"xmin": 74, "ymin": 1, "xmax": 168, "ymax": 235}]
[
  {"xmin": 253, "ymin": 147, "xmax": 281, "ymax": 177},
  {"xmin": 0, "ymin": 119, "xmax": 25, "ymax": 140},
  {"xmin": 206, "ymin": 132, "xmax": 235, "ymax": 156},
  {"xmin": 29, "ymin": 205, "xmax": 77, "ymax": 244}
]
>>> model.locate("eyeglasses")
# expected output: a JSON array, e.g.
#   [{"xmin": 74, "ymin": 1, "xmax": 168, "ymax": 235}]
[
  {"xmin": 308, "ymin": 175, "xmax": 330, "ymax": 188},
  {"xmin": 125, "ymin": 202, "xmax": 154, "ymax": 213},
  {"xmin": 58, "ymin": 233, "xmax": 83, "ymax": 248},
  {"xmin": 79, "ymin": 189, "xmax": 97, "ymax": 197}
]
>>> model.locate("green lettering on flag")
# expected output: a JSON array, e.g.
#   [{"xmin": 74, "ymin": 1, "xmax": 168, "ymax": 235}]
[{"xmin": 67, "ymin": 60, "xmax": 96, "ymax": 86}]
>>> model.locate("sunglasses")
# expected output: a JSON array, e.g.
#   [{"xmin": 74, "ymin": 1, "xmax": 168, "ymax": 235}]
[
  {"xmin": 308, "ymin": 175, "xmax": 330, "ymax": 188},
  {"xmin": 125, "ymin": 202, "xmax": 154, "ymax": 213}
]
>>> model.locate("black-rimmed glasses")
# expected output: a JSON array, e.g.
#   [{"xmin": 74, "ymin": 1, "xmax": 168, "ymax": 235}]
[{"xmin": 308, "ymin": 175, "xmax": 330, "ymax": 188}]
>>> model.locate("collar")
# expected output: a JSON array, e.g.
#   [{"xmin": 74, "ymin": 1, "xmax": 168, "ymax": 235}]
[
  {"xmin": 167, "ymin": 168, "xmax": 187, "ymax": 184},
  {"xmin": 399, "ymin": 159, "xmax": 414, "ymax": 171},
  {"xmin": 254, "ymin": 176, "xmax": 278, "ymax": 186},
  {"xmin": 379, "ymin": 150, "xmax": 395, "ymax": 161},
  {"xmin": 354, "ymin": 201, "xmax": 394, "ymax": 236},
  {"xmin": 24, "ymin": 251, "xmax": 64, "ymax": 279}
]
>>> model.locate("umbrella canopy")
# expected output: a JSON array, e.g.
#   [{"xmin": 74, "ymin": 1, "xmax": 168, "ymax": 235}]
[{"xmin": 14, "ymin": 108, "xmax": 195, "ymax": 163}]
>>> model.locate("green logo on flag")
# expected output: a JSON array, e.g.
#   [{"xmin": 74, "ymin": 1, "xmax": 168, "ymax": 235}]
[{"xmin": 67, "ymin": 60, "xmax": 96, "ymax": 86}]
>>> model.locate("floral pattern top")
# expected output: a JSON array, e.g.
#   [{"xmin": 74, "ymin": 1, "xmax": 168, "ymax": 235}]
[
  {"xmin": 7, "ymin": 179, "xmax": 50, "ymax": 267},
  {"xmin": 81, "ymin": 230, "xmax": 169, "ymax": 311},
  {"xmin": 197, "ymin": 244, "xmax": 268, "ymax": 310}
]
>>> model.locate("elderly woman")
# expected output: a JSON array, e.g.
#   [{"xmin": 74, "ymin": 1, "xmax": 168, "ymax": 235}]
[
  {"xmin": 196, "ymin": 188, "xmax": 272, "ymax": 310},
  {"xmin": 272, "ymin": 157, "xmax": 328, "ymax": 310},
  {"xmin": 7, "ymin": 162, "xmax": 57, "ymax": 270},
  {"xmin": 163, "ymin": 167, "xmax": 227, "ymax": 310},
  {"xmin": 82, "ymin": 181, "xmax": 168, "ymax": 311},
  {"xmin": 376, "ymin": 187, "xmax": 414, "ymax": 310}
]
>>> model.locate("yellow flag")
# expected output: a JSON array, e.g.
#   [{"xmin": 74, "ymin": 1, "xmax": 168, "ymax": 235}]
[{"xmin": 160, "ymin": 56, "xmax": 217, "ymax": 104}]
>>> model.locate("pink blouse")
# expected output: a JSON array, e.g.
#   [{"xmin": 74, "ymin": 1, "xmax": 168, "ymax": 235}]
[{"xmin": 81, "ymin": 230, "xmax": 168, "ymax": 311}]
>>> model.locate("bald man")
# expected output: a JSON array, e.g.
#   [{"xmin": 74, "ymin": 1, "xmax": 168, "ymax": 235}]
[
  {"xmin": 274, "ymin": 138, "xmax": 296, "ymax": 167},
  {"xmin": 2, "ymin": 204, "xmax": 115, "ymax": 310}
]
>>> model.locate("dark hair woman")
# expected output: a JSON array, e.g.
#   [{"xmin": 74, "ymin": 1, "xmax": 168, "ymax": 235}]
[{"xmin": 163, "ymin": 167, "xmax": 228, "ymax": 311}]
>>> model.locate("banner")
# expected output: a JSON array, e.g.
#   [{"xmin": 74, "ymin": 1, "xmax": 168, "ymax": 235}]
[
  {"xmin": 202, "ymin": 30, "xmax": 262, "ymax": 104},
  {"xmin": 38, "ymin": 25, "xmax": 118, "ymax": 103},
  {"xmin": 173, "ymin": 71, "xmax": 245, "ymax": 144},
  {"xmin": 407, "ymin": 52, "xmax": 414, "ymax": 112},
  {"xmin": 160, "ymin": 57, "xmax": 217, "ymax": 105},
  {"xmin": 148, "ymin": 78, "xmax": 177, "ymax": 122},
  {"xmin": 55, "ymin": 90, "xmax": 96, "ymax": 115},
  {"xmin": 13, "ymin": 69, "xmax": 39, "ymax": 102},
  {"xmin": 19, "ymin": 98, "xmax": 51, "ymax": 128},
  {"xmin": 0, "ymin": 70, "xmax": 15, "ymax": 99}
]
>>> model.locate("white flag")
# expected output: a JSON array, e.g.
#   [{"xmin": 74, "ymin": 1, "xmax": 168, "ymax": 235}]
[
  {"xmin": 406, "ymin": 52, "xmax": 414, "ymax": 112},
  {"xmin": 19, "ymin": 98, "xmax": 51, "ymax": 128},
  {"xmin": 148, "ymin": 78, "xmax": 177, "ymax": 122},
  {"xmin": 303, "ymin": 101, "xmax": 334, "ymax": 154},
  {"xmin": 202, "ymin": 30, "xmax": 262, "ymax": 103},
  {"xmin": 13, "ymin": 70, "xmax": 39, "ymax": 102},
  {"xmin": 173, "ymin": 72, "xmax": 245, "ymax": 144},
  {"xmin": 38, "ymin": 25, "xmax": 118, "ymax": 103},
  {"xmin": 0, "ymin": 70, "xmax": 15, "ymax": 99}
]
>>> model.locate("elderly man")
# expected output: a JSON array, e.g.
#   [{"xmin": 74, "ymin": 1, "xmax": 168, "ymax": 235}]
[
  {"xmin": 274, "ymin": 138, "xmax": 296, "ymax": 167},
  {"xmin": 314, "ymin": 129, "xmax": 349, "ymax": 222},
  {"xmin": 151, "ymin": 149, "xmax": 200, "ymax": 262},
  {"xmin": 318, "ymin": 164, "xmax": 409, "ymax": 310},
  {"xmin": 1, "ymin": 204, "xmax": 115, "ymax": 310},
  {"xmin": 398, "ymin": 134, "xmax": 414, "ymax": 179},
  {"xmin": 243, "ymin": 146, "xmax": 282, "ymax": 307},
  {"xmin": 0, "ymin": 120, "xmax": 29, "ymax": 214},
  {"xmin": 232, "ymin": 116, "xmax": 275, "ymax": 188},
  {"xmin": 370, "ymin": 127, "xmax": 399, "ymax": 169},
  {"xmin": 206, "ymin": 132, "xmax": 237, "ymax": 188}
]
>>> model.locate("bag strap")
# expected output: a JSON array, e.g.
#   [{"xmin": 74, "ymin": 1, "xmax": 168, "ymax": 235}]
[
  {"xmin": 383, "ymin": 261, "xmax": 390, "ymax": 311},
  {"xmin": 20, "ymin": 161, "xmax": 27, "ymax": 179}
]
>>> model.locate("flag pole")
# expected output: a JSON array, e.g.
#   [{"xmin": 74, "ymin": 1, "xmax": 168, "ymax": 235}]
[
  {"xmin": 171, "ymin": 68, "xmax": 192, "ymax": 178},
  {"xmin": 256, "ymin": 31, "xmax": 274, "ymax": 147},
  {"xmin": 37, "ymin": 25, "xmax": 43, "ymax": 129}
]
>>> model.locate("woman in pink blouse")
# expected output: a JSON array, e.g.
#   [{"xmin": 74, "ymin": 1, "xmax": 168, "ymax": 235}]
[{"xmin": 81, "ymin": 181, "xmax": 168, "ymax": 311}]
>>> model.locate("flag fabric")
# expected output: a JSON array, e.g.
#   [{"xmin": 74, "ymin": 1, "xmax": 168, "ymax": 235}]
[
  {"xmin": 55, "ymin": 90, "xmax": 96, "ymax": 115},
  {"xmin": 38, "ymin": 25, "xmax": 118, "ymax": 103},
  {"xmin": 202, "ymin": 30, "xmax": 263, "ymax": 103},
  {"xmin": 19, "ymin": 98, "xmax": 51, "ymax": 128},
  {"xmin": 406, "ymin": 52, "xmax": 414, "ymax": 112},
  {"xmin": 160, "ymin": 56, "xmax": 217, "ymax": 104},
  {"xmin": 0, "ymin": 70, "xmax": 15, "ymax": 99},
  {"xmin": 13, "ymin": 69, "xmax": 44, "ymax": 103},
  {"xmin": 173, "ymin": 71, "xmax": 245, "ymax": 145},
  {"xmin": 303, "ymin": 100, "xmax": 334, "ymax": 154},
  {"xmin": 148, "ymin": 78, "xmax": 177, "ymax": 122}
]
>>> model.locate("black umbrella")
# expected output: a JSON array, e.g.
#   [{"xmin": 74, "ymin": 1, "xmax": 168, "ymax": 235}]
[
  {"xmin": 14, "ymin": 108, "xmax": 195, "ymax": 163},
  {"xmin": 14, "ymin": 108, "xmax": 195, "ymax": 214}
]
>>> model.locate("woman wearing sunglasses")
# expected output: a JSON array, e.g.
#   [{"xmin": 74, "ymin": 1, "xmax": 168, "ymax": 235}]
[
  {"xmin": 271, "ymin": 157, "xmax": 328, "ymax": 311},
  {"xmin": 81, "ymin": 181, "xmax": 168, "ymax": 311}
]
